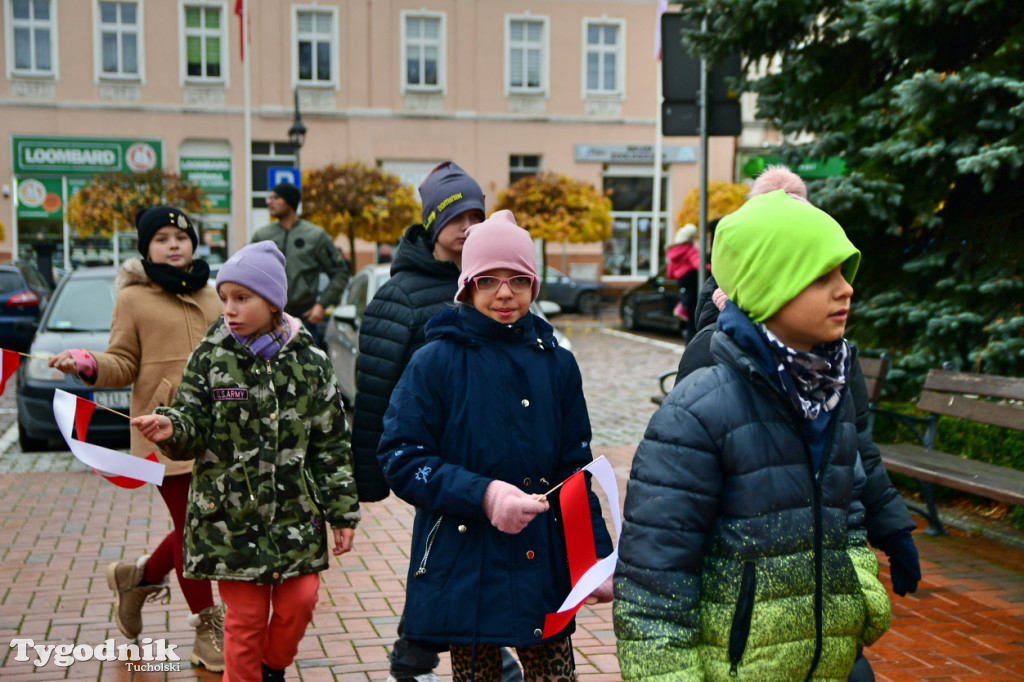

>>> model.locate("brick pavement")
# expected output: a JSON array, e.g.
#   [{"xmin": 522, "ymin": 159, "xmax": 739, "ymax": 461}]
[{"xmin": 0, "ymin": 321, "xmax": 1022, "ymax": 680}]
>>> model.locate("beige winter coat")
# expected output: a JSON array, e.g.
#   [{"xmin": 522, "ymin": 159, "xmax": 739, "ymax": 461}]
[{"xmin": 85, "ymin": 259, "xmax": 222, "ymax": 476}]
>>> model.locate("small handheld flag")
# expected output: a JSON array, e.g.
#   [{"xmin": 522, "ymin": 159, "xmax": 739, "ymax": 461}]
[
  {"xmin": 1, "ymin": 349, "xmax": 20, "ymax": 395},
  {"xmin": 541, "ymin": 456, "xmax": 621, "ymax": 638},
  {"xmin": 52, "ymin": 389, "xmax": 164, "ymax": 487}
]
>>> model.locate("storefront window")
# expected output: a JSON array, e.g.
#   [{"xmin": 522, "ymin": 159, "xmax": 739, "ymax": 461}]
[{"xmin": 602, "ymin": 173, "xmax": 667, "ymax": 278}]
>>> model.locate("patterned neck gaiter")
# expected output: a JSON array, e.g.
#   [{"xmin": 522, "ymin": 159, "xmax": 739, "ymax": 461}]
[{"xmin": 757, "ymin": 324, "xmax": 850, "ymax": 421}]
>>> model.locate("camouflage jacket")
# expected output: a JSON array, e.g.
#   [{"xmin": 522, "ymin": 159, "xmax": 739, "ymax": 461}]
[{"xmin": 156, "ymin": 318, "xmax": 360, "ymax": 584}]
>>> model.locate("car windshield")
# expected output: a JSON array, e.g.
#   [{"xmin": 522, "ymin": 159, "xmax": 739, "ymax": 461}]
[{"xmin": 45, "ymin": 277, "xmax": 115, "ymax": 332}]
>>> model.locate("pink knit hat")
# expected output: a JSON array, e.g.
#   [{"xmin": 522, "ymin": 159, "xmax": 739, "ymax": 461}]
[{"xmin": 455, "ymin": 209, "xmax": 540, "ymax": 302}]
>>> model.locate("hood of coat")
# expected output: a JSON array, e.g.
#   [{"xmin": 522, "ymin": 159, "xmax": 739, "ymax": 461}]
[
  {"xmin": 425, "ymin": 305, "xmax": 559, "ymax": 350},
  {"xmin": 115, "ymin": 257, "xmax": 151, "ymax": 291},
  {"xmin": 205, "ymin": 314, "xmax": 315, "ymax": 356},
  {"xmin": 390, "ymin": 223, "xmax": 461, "ymax": 281}
]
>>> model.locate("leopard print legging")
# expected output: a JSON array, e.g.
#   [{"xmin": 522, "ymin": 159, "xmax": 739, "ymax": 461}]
[{"xmin": 449, "ymin": 639, "xmax": 576, "ymax": 682}]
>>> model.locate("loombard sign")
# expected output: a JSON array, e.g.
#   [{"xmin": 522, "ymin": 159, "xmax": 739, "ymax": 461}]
[{"xmin": 13, "ymin": 136, "xmax": 162, "ymax": 175}]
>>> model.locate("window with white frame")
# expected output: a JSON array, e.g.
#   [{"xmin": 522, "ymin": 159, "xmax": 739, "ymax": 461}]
[
  {"xmin": 509, "ymin": 155, "xmax": 541, "ymax": 184},
  {"xmin": 295, "ymin": 8, "xmax": 335, "ymax": 86},
  {"xmin": 98, "ymin": 1, "xmax": 140, "ymax": 79},
  {"xmin": 9, "ymin": 0, "xmax": 56, "ymax": 76},
  {"xmin": 402, "ymin": 11, "xmax": 443, "ymax": 92},
  {"xmin": 506, "ymin": 16, "xmax": 547, "ymax": 94},
  {"xmin": 583, "ymin": 19, "xmax": 624, "ymax": 97},
  {"xmin": 183, "ymin": 3, "xmax": 225, "ymax": 81}
]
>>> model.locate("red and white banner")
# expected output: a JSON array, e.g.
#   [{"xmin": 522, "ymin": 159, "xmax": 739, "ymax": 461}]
[
  {"xmin": 52, "ymin": 389, "xmax": 164, "ymax": 487},
  {"xmin": 541, "ymin": 455, "xmax": 621, "ymax": 638},
  {"xmin": 1, "ymin": 349, "xmax": 20, "ymax": 395}
]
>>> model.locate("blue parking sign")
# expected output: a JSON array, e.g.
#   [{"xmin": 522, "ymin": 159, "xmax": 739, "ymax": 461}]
[{"xmin": 267, "ymin": 167, "xmax": 300, "ymax": 190}]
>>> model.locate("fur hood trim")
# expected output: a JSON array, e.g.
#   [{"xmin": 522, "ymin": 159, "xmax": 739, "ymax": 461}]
[{"xmin": 116, "ymin": 258, "xmax": 150, "ymax": 291}]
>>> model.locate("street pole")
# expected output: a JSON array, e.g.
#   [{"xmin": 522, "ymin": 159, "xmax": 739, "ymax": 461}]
[{"xmin": 697, "ymin": 15, "xmax": 709, "ymax": 291}]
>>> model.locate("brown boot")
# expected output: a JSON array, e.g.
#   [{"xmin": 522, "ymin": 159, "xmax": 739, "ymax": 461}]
[
  {"xmin": 189, "ymin": 604, "xmax": 225, "ymax": 672},
  {"xmin": 105, "ymin": 555, "xmax": 169, "ymax": 639}
]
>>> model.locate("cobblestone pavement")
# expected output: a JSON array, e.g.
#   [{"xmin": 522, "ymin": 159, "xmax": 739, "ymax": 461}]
[{"xmin": 0, "ymin": 319, "xmax": 1022, "ymax": 680}]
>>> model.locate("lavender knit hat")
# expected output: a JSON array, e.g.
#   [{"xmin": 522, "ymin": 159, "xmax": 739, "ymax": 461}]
[
  {"xmin": 455, "ymin": 210, "xmax": 540, "ymax": 302},
  {"xmin": 216, "ymin": 241, "xmax": 288, "ymax": 312}
]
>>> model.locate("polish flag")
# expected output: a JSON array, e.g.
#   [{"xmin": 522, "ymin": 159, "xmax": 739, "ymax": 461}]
[
  {"xmin": 541, "ymin": 456, "xmax": 621, "ymax": 638},
  {"xmin": 52, "ymin": 389, "xmax": 164, "ymax": 488},
  {"xmin": 1, "ymin": 349, "xmax": 20, "ymax": 395},
  {"xmin": 655, "ymin": 0, "xmax": 669, "ymax": 60}
]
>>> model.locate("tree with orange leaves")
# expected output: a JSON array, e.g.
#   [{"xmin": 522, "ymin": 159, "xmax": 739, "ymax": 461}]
[
  {"xmin": 66, "ymin": 170, "xmax": 206, "ymax": 239},
  {"xmin": 493, "ymin": 172, "xmax": 612, "ymax": 296},
  {"xmin": 300, "ymin": 162, "xmax": 419, "ymax": 268}
]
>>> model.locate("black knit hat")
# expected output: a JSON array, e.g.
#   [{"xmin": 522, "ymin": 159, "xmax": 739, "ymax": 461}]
[
  {"xmin": 135, "ymin": 206, "xmax": 199, "ymax": 258},
  {"xmin": 270, "ymin": 182, "xmax": 302, "ymax": 211},
  {"xmin": 418, "ymin": 161, "xmax": 485, "ymax": 245}
]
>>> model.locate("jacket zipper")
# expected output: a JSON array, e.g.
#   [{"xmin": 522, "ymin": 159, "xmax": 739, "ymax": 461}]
[
  {"xmin": 804, "ymin": 416, "xmax": 839, "ymax": 681},
  {"xmin": 413, "ymin": 515, "xmax": 445, "ymax": 577}
]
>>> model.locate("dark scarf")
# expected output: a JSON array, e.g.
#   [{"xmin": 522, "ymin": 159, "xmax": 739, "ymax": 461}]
[
  {"xmin": 757, "ymin": 323, "xmax": 850, "ymax": 421},
  {"xmin": 142, "ymin": 259, "xmax": 211, "ymax": 296},
  {"xmin": 230, "ymin": 318, "xmax": 291, "ymax": 360}
]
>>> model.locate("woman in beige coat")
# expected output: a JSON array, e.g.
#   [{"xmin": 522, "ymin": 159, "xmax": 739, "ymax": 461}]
[{"xmin": 49, "ymin": 206, "xmax": 224, "ymax": 671}]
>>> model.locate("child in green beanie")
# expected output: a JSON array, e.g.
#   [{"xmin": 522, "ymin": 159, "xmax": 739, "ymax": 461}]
[{"xmin": 613, "ymin": 190, "xmax": 891, "ymax": 681}]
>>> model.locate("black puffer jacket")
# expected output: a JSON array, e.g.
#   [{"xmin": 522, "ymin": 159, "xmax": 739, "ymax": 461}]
[
  {"xmin": 675, "ymin": 275, "xmax": 915, "ymax": 548},
  {"xmin": 350, "ymin": 224, "xmax": 460, "ymax": 501}
]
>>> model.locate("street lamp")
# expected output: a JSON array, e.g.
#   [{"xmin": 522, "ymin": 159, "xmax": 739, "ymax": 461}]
[{"xmin": 288, "ymin": 88, "xmax": 307, "ymax": 171}]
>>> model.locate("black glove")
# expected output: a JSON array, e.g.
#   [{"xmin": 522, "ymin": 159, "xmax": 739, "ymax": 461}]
[{"xmin": 878, "ymin": 529, "xmax": 921, "ymax": 596}]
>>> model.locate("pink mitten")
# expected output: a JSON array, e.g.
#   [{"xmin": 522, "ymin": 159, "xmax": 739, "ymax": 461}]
[
  {"xmin": 69, "ymin": 349, "xmax": 98, "ymax": 381},
  {"xmin": 482, "ymin": 480, "xmax": 549, "ymax": 534},
  {"xmin": 712, "ymin": 287, "xmax": 729, "ymax": 311},
  {"xmin": 585, "ymin": 574, "xmax": 614, "ymax": 605}
]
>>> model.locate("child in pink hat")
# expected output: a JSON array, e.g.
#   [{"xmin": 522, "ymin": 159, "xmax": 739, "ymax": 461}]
[{"xmin": 377, "ymin": 209, "xmax": 614, "ymax": 681}]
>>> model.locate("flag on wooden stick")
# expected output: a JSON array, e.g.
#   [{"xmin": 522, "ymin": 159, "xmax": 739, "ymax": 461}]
[
  {"xmin": 1, "ymin": 348, "xmax": 21, "ymax": 395},
  {"xmin": 541, "ymin": 456, "xmax": 621, "ymax": 638},
  {"xmin": 52, "ymin": 389, "xmax": 164, "ymax": 488}
]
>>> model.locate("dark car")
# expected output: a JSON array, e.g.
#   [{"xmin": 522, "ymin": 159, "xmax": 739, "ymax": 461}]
[
  {"xmin": 16, "ymin": 267, "xmax": 131, "ymax": 452},
  {"xmin": 619, "ymin": 268, "xmax": 686, "ymax": 337},
  {"xmin": 0, "ymin": 261, "xmax": 52, "ymax": 352},
  {"xmin": 539, "ymin": 266, "xmax": 602, "ymax": 315}
]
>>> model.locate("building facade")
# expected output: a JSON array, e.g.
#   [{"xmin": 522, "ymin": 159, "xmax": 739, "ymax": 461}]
[{"xmin": 2, "ymin": 0, "xmax": 755, "ymax": 285}]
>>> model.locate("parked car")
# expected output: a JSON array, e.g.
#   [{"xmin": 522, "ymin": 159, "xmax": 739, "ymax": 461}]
[
  {"xmin": 16, "ymin": 267, "xmax": 131, "ymax": 452},
  {"xmin": 325, "ymin": 264, "xmax": 570, "ymax": 405},
  {"xmin": 619, "ymin": 268, "xmax": 686, "ymax": 337},
  {"xmin": 540, "ymin": 266, "xmax": 602, "ymax": 315},
  {"xmin": 0, "ymin": 261, "xmax": 52, "ymax": 352}
]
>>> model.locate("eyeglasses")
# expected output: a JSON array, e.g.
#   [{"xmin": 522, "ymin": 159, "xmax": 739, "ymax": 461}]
[{"xmin": 468, "ymin": 275, "xmax": 535, "ymax": 293}]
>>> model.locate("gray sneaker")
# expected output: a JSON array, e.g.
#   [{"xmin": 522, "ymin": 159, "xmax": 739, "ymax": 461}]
[
  {"xmin": 189, "ymin": 604, "xmax": 225, "ymax": 672},
  {"xmin": 105, "ymin": 555, "xmax": 169, "ymax": 639}
]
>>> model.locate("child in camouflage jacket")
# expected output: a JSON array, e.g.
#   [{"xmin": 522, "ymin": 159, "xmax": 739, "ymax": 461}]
[{"xmin": 133, "ymin": 242, "xmax": 360, "ymax": 682}]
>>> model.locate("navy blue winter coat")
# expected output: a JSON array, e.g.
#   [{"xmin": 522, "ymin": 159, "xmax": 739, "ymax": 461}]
[{"xmin": 378, "ymin": 306, "xmax": 613, "ymax": 648}]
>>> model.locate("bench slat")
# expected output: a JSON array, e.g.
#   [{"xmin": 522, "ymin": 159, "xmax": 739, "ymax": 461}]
[
  {"xmin": 918, "ymin": 390, "xmax": 1024, "ymax": 432},
  {"xmin": 879, "ymin": 443, "xmax": 1024, "ymax": 506},
  {"xmin": 924, "ymin": 370, "xmax": 1024, "ymax": 401}
]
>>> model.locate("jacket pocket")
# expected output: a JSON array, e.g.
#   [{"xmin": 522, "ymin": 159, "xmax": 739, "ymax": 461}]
[
  {"xmin": 728, "ymin": 561, "xmax": 757, "ymax": 676},
  {"xmin": 413, "ymin": 514, "xmax": 445, "ymax": 578},
  {"xmin": 143, "ymin": 377, "xmax": 174, "ymax": 414}
]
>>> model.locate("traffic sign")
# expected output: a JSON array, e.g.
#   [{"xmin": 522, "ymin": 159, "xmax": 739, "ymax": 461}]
[{"xmin": 267, "ymin": 166, "xmax": 300, "ymax": 190}]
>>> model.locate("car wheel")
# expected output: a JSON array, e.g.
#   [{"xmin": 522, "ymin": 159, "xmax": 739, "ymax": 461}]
[
  {"xmin": 621, "ymin": 295, "xmax": 638, "ymax": 330},
  {"xmin": 18, "ymin": 420, "xmax": 49, "ymax": 452},
  {"xmin": 576, "ymin": 291, "xmax": 600, "ymax": 316}
]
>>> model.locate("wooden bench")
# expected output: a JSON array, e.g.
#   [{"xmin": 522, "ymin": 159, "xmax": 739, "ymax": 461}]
[{"xmin": 873, "ymin": 369, "xmax": 1024, "ymax": 535}]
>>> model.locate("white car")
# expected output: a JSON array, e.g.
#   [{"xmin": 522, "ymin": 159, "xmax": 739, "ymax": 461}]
[{"xmin": 324, "ymin": 263, "xmax": 569, "ymax": 405}]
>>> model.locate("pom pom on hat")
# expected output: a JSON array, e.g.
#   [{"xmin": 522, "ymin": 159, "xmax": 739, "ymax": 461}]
[
  {"xmin": 216, "ymin": 241, "xmax": 288, "ymax": 313},
  {"xmin": 419, "ymin": 161, "xmax": 485, "ymax": 245},
  {"xmin": 455, "ymin": 210, "xmax": 539, "ymax": 302},
  {"xmin": 671, "ymin": 224, "xmax": 697, "ymax": 246},
  {"xmin": 135, "ymin": 206, "xmax": 198, "ymax": 258},
  {"xmin": 750, "ymin": 164, "xmax": 810, "ymax": 203},
  {"xmin": 711, "ymin": 190, "xmax": 860, "ymax": 322}
]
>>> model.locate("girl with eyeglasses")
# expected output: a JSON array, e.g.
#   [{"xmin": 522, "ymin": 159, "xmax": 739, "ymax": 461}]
[{"xmin": 376, "ymin": 210, "xmax": 614, "ymax": 681}]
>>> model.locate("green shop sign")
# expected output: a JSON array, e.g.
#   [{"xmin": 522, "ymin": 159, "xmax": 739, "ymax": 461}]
[
  {"xmin": 179, "ymin": 157, "xmax": 231, "ymax": 214},
  {"xmin": 14, "ymin": 176, "xmax": 91, "ymax": 219},
  {"xmin": 742, "ymin": 155, "xmax": 846, "ymax": 180},
  {"xmin": 12, "ymin": 136, "xmax": 163, "ymax": 176}
]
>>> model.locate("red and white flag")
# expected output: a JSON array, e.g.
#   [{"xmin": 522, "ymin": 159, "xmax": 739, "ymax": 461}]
[
  {"xmin": 655, "ymin": 0, "xmax": 669, "ymax": 60},
  {"xmin": 1, "ymin": 348, "xmax": 20, "ymax": 396},
  {"xmin": 541, "ymin": 456, "xmax": 621, "ymax": 638},
  {"xmin": 53, "ymin": 389, "xmax": 164, "ymax": 488}
]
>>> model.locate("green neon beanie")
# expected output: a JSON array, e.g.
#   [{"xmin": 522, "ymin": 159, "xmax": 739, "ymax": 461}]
[{"xmin": 711, "ymin": 190, "xmax": 861, "ymax": 322}]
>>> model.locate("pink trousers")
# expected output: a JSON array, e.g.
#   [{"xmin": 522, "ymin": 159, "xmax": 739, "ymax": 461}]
[{"xmin": 218, "ymin": 573, "xmax": 320, "ymax": 682}]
